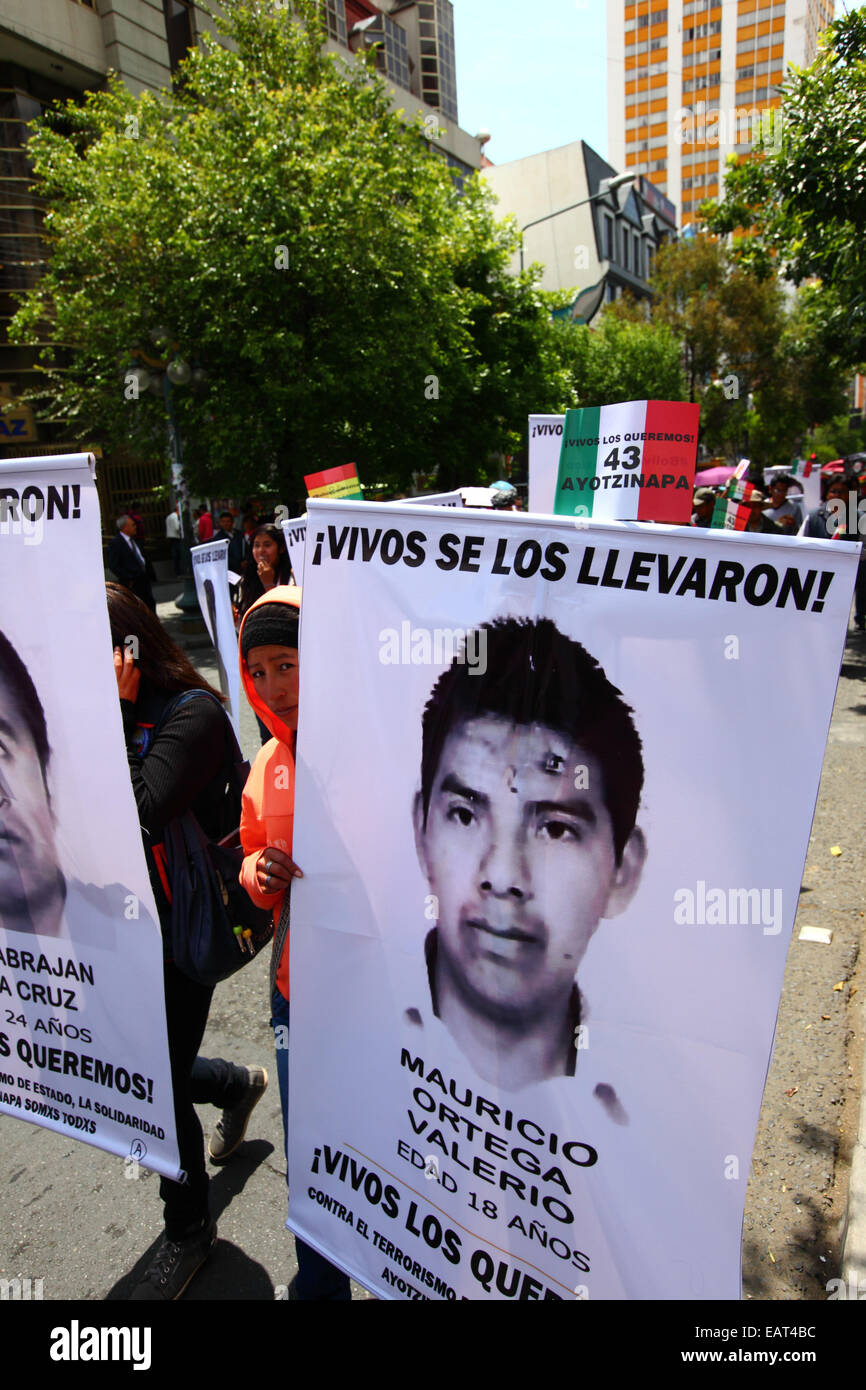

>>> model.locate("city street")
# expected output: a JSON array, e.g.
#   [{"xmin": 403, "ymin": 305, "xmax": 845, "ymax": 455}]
[{"xmin": 0, "ymin": 587, "xmax": 863, "ymax": 1303}]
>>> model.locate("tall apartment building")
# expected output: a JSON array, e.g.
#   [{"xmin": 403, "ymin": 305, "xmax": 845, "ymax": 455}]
[
  {"xmin": 607, "ymin": 0, "xmax": 835, "ymax": 228},
  {"xmin": 0, "ymin": 0, "xmax": 479, "ymax": 457}
]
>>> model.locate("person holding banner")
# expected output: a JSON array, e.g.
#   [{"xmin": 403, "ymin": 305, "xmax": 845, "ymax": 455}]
[
  {"xmin": 744, "ymin": 492, "xmax": 779, "ymax": 535},
  {"xmin": 106, "ymin": 584, "xmax": 268, "ymax": 1300},
  {"xmin": 763, "ymin": 475, "xmax": 804, "ymax": 532},
  {"xmin": 237, "ymin": 525, "xmax": 293, "ymax": 622},
  {"xmin": 804, "ymin": 476, "xmax": 866, "ymax": 630},
  {"xmin": 238, "ymin": 588, "xmax": 351, "ymax": 1301}
]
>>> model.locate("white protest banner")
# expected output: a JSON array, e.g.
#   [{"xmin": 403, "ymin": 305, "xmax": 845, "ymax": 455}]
[
  {"xmin": 0, "ymin": 454, "xmax": 180, "ymax": 1179},
  {"xmin": 191, "ymin": 538, "xmax": 241, "ymax": 740},
  {"xmin": 403, "ymin": 491, "xmax": 463, "ymax": 508},
  {"xmin": 288, "ymin": 499, "xmax": 856, "ymax": 1299},
  {"xmin": 283, "ymin": 495, "xmax": 463, "ymax": 588},
  {"xmin": 281, "ymin": 515, "xmax": 307, "ymax": 586},
  {"xmin": 528, "ymin": 415, "xmax": 564, "ymax": 515}
]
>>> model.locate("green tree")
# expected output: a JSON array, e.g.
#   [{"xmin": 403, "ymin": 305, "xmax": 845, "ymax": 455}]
[
  {"xmin": 804, "ymin": 414, "xmax": 866, "ymax": 466},
  {"xmin": 649, "ymin": 235, "xmax": 728, "ymax": 401},
  {"xmin": 565, "ymin": 309, "xmax": 687, "ymax": 407},
  {"xmin": 650, "ymin": 233, "xmax": 849, "ymax": 466},
  {"xmin": 705, "ymin": 7, "xmax": 866, "ymax": 361},
  {"xmin": 9, "ymin": 0, "xmax": 572, "ymax": 496}
]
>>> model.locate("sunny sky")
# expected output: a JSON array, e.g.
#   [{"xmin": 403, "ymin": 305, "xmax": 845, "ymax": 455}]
[
  {"xmin": 452, "ymin": 0, "xmax": 609, "ymax": 166},
  {"xmin": 452, "ymin": 0, "xmax": 852, "ymax": 169}
]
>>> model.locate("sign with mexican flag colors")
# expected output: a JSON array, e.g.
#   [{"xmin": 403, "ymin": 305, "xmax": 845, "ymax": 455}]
[
  {"xmin": 554, "ymin": 401, "xmax": 700, "ymax": 524},
  {"xmin": 712, "ymin": 478, "xmax": 756, "ymax": 532},
  {"xmin": 304, "ymin": 462, "xmax": 363, "ymax": 501}
]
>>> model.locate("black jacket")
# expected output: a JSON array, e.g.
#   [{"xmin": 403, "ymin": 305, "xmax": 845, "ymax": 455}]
[{"xmin": 121, "ymin": 683, "xmax": 233, "ymax": 931}]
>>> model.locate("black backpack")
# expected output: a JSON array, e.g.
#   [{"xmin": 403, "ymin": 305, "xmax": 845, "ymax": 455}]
[{"xmin": 145, "ymin": 690, "xmax": 274, "ymax": 987}]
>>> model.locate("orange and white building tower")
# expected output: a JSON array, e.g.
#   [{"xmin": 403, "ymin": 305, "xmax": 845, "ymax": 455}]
[{"xmin": 607, "ymin": 0, "xmax": 835, "ymax": 229}]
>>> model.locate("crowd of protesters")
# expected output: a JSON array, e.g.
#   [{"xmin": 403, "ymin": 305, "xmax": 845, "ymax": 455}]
[{"xmin": 690, "ymin": 463, "xmax": 866, "ymax": 628}]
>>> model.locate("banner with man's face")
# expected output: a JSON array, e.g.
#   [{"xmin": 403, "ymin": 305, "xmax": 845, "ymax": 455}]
[
  {"xmin": 191, "ymin": 537, "xmax": 241, "ymax": 740},
  {"xmin": 287, "ymin": 500, "xmax": 856, "ymax": 1300},
  {"xmin": 0, "ymin": 455, "xmax": 180, "ymax": 1179}
]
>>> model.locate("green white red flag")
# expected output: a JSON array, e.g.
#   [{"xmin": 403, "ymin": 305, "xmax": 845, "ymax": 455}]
[
  {"xmin": 711, "ymin": 478, "xmax": 755, "ymax": 531},
  {"xmin": 554, "ymin": 400, "xmax": 700, "ymax": 524}
]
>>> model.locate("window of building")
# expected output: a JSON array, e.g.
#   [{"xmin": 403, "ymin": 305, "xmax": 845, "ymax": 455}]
[
  {"xmin": 163, "ymin": 0, "xmax": 194, "ymax": 75},
  {"xmin": 0, "ymin": 89, "xmax": 45, "ymax": 301},
  {"xmin": 418, "ymin": 1, "xmax": 458, "ymax": 123},
  {"xmin": 320, "ymin": 0, "xmax": 348, "ymax": 47},
  {"xmin": 604, "ymin": 215, "xmax": 615, "ymax": 262},
  {"xmin": 366, "ymin": 12, "xmax": 411, "ymax": 91}
]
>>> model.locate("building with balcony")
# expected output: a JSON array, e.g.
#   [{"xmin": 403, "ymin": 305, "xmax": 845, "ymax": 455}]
[{"xmin": 0, "ymin": 0, "xmax": 481, "ymax": 459}]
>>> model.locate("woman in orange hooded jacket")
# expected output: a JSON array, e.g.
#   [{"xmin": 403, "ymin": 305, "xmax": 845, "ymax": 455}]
[
  {"xmin": 238, "ymin": 586, "xmax": 301, "ymax": 1004},
  {"xmin": 238, "ymin": 586, "xmax": 351, "ymax": 1301}
]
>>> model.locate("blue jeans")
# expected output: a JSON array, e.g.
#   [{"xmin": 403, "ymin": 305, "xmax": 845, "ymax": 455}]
[{"xmin": 271, "ymin": 988, "xmax": 351, "ymax": 1301}]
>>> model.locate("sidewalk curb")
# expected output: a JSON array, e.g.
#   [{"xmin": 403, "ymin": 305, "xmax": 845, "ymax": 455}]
[{"xmin": 841, "ymin": 986, "xmax": 866, "ymax": 1291}]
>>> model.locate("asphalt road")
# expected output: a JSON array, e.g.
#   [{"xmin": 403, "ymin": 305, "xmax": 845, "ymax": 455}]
[{"xmin": 1, "ymin": 592, "xmax": 864, "ymax": 1302}]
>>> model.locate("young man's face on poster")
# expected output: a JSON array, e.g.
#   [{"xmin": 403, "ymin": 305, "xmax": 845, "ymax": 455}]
[
  {"xmin": 0, "ymin": 666, "xmax": 62, "ymax": 933},
  {"xmin": 415, "ymin": 713, "xmax": 645, "ymax": 1033}
]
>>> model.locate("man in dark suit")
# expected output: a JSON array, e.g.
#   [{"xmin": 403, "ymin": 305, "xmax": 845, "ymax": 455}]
[{"xmin": 107, "ymin": 515, "xmax": 156, "ymax": 612}]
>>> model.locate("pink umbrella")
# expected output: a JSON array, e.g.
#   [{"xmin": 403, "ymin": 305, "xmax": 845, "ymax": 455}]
[
  {"xmin": 821, "ymin": 460, "xmax": 845, "ymax": 474},
  {"xmin": 694, "ymin": 465, "xmax": 737, "ymax": 487}
]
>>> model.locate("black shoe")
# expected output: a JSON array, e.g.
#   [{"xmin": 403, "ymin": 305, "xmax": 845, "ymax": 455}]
[
  {"xmin": 130, "ymin": 1219, "xmax": 217, "ymax": 1301},
  {"xmin": 208, "ymin": 1065, "xmax": 268, "ymax": 1164}
]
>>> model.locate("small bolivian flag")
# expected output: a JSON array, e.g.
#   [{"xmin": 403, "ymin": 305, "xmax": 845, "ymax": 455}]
[
  {"xmin": 304, "ymin": 463, "xmax": 363, "ymax": 501},
  {"xmin": 554, "ymin": 400, "xmax": 700, "ymax": 524}
]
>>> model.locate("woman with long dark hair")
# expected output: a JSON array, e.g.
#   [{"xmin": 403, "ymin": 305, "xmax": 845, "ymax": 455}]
[
  {"xmin": 237, "ymin": 524, "xmax": 292, "ymax": 620},
  {"xmin": 106, "ymin": 583, "xmax": 268, "ymax": 1300}
]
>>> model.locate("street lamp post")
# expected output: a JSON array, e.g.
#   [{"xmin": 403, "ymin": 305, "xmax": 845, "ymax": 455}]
[
  {"xmin": 129, "ymin": 342, "xmax": 201, "ymax": 622},
  {"xmin": 161, "ymin": 365, "xmax": 201, "ymax": 618},
  {"xmin": 519, "ymin": 172, "xmax": 636, "ymax": 274}
]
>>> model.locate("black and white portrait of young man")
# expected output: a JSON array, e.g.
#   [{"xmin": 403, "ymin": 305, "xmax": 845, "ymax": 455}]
[
  {"xmin": 411, "ymin": 617, "xmax": 647, "ymax": 1092},
  {"xmin": 0, "ymin": 627, "xmax": 131, "ymax": 945}
]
